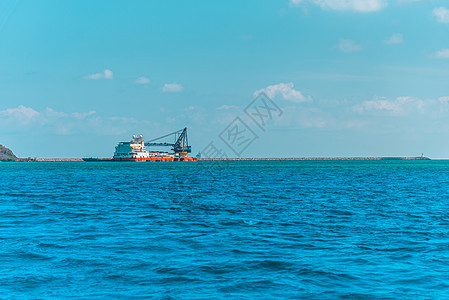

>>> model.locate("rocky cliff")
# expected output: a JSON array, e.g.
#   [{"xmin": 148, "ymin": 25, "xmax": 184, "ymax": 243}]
[{"xmin": 0, "ymin": 144, "xmax": 18, "ymax": 161}]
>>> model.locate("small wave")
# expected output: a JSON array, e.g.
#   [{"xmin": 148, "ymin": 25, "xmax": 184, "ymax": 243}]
[
  {"xmin": 159, "ymin": 276, "xmax": 199, "ymax": 284},
  {"xmin": 14, "ymin": 251, "xmax": 53, "ymax": 261},
  {"xmin": 219, "ymin": 279, "xmax": 283, "ymax": 293},
  {"xmin": 243, "ymin": 219, "xmax": 260, "ymax": 226},
  {"xmin": 72, "ymin": 233, "xmax": 114, "ymax": 240}
]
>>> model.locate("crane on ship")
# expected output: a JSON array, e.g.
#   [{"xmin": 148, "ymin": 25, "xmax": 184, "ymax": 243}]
[{"xmin": 145, "ymin": 127, "xmax": 192, "ymax": 157}]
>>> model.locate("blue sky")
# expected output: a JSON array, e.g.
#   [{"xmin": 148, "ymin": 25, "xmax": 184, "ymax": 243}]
[{"xmin": 1, "ymin": 0, "xmax": 449, "ymax": 158}]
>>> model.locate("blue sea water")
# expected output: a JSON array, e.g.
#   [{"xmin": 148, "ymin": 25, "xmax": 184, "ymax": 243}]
[{"xmin": 1, "ymin": 160, "xmax": 449, "ymax": 299}]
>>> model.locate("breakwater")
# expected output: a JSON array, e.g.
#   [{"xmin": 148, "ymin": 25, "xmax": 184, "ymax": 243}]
[
  {"xmin": 199, "ymin": 157, "xmax": 431, "ymax": 161},
  {"xmin": 34, "ymin": 158, "xmax": 84, "ymax": 162}
]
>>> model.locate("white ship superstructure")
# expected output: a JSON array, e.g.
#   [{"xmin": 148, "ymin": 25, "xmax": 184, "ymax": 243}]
[{"xmin": 113, "ymin": 135, "xmax": 152, "ymax": 160}]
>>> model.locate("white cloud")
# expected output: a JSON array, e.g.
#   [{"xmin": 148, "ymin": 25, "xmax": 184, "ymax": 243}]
[
  {"xmin": 290, "ymin": 0, "xmax": 387, "ymax": 12},
  {"xmin": 103, "ymin": 69, "xmax": 113, "ymax": 79},
  {"xmin": 356, "ymin": 98, "xmax": 403, "ymax": 113},
  {"xmin": 85, "ymin": 69, "xmax": 113, "ymax": 80},
  {"xmin": 432, "ymin": 49, "xmax": 449, "ymax": 59},
  {"xmin": 316, "ymin": 0, "xmax": 387, "ymax": 12},
  {"xmin": 354, "ymin": 96, "xmax": 425, "ymax": 116},
  {"xmin": 136, "ymin": 76, "xmax": 150, "ymax": 84},
  {"xmin": 162, "ymin": 83, "xmax": 183, "ymax": 93},
  {"xmin": 438, "ymin": 96, "xmax": 449, "ymax": 104},
  {"xmin": 397, "ymin": 0, "xmax": 430, "ymax": 4},
  {"xmin": 45, "ymin": 108, "xmax": 97, "ymax": 120},
  {"xmin": 72, "ymin": 111, "xmax": 96, "ymax": 119},
  {"xmin": 337, "ymin": 39, "xmax": 362, "ymax": 53},
  {"xmin": 217, "ymin": 105, "xmax": 239, "ymax": 110},
  {"xmin": 46, "ymin": 108, "xmax": 67, "ymax": 118},
  {"xmin": 0, "ymin": 105, "xmax": 157, "ymax": 136},
  {"xmin": 254, "ymin": 82, "xmax": 310, "ymax": 103},
  {"xmin": 290, "ymin": 0, "xmax": 303, "ymax": 5},
  {"xmin": 0, "ymin": 105, "xmax": 40, "ymax": 124},
  {"xmin": 433, "ymin": 7, "xmax": 449, "ymax": 23},
  {"xmin": 384, "ymin": 33, "xmax": 403, "ymax": 44}
]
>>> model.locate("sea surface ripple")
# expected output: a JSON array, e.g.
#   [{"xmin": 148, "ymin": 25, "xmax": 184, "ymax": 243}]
[{"xmin": 1, "ymin": 160, "xmax": 449, "ymax": 298}]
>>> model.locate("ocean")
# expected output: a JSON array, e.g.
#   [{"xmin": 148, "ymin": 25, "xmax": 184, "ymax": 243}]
[{"xmin": 1, "ymin": 160, "xmax": 449, "ymax": 298}]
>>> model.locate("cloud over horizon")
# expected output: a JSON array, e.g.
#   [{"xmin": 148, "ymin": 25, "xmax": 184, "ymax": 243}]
[
  {"xmin": 351, "ymin": 95, "xmax": 447, "ymax": 117},
  {"xmin": 162, "ymin": 83, "xmax": 183, "ymax": 93},
  {"xmin": 0, "ymin": 105, "xmax": 40, "ymax": 125},
  {"xmin": 432, "ymin": 49, "xmax": 449, "ymax": 59},
  {"xmin": 0, "ymin": 105, "xmax": 157, "ymax": 136},
  {"xmin": 384, "ymin": 33, "xmax": 403, "ymax": 44},
  {"xmin": 290, "ymin": 0, "xmax": 387, "ymax": 12},
  {"xmin": 85, "ymin": 69, "xmax": 113, "ymax": 80},
  {"xmin": 337, "ymin": 39, "xmax": 362, "ymax": 53},
  {"xmin": 433, "ymin": 7, "xmax": 449, "ymax": 23},
  {"xmin": 136, "ymin": 76, "xmax": 150, "ymax": 84},
  {"xmin": 254, "ymin": 82, "xmax": 310, "ymax": 103}
]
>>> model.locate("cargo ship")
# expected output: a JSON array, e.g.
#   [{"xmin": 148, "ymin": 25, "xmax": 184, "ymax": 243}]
[{"xmin": 83, "ymin": 128, "xmax": 197, "ymax": 162}]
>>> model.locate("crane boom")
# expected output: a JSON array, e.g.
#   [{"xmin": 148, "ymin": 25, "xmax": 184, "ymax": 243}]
[{"xmin": 145, "ymin": 127, "xmax": 192, "ymax": 156}]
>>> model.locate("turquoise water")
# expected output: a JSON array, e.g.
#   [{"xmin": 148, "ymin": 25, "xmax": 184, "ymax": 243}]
[{"xmin": 1, "ymin": 160, "xmax": 449, "ymax": 298}]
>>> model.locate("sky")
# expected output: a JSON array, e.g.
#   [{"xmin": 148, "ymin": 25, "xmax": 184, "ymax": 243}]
[{"xmin": 1, "ymin": 0, "xmax": 449, "ymax": 158}]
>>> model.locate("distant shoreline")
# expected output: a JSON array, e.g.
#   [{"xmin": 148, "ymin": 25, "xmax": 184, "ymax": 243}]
[
  {"xmin": 199, "ymin": 157, "xmax": 431, "ymax": 161},
  {"xmin": 2, "ymin": 156, "xmax": 430, "ymax": 162}
]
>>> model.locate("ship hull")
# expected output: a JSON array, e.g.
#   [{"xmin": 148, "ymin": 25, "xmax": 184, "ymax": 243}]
[
  {"xmin": 83, "ymin": 157, "xmax": 197, "ymax": 162},
  {"xmin": 82, "ymin": 158, "xmax": 114, "ymax": 162},
  {"xmin": 112, "ymin": 157, "xmax": 197, "ymax": 162}
]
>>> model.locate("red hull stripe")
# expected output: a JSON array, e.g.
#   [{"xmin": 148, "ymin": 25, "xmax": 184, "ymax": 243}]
[{"xmin": 113, "ymin": 157, "xmax": 197, "ymax": 162}]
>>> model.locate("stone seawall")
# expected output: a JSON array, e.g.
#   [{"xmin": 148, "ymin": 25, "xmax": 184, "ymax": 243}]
[
  {"xmin": 35, "ymin": 158, "xmax": 84, "ymax": 162},
  {"xmin": 199, "ymin": 157, "xmax": 431, "ymax": 161}
]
